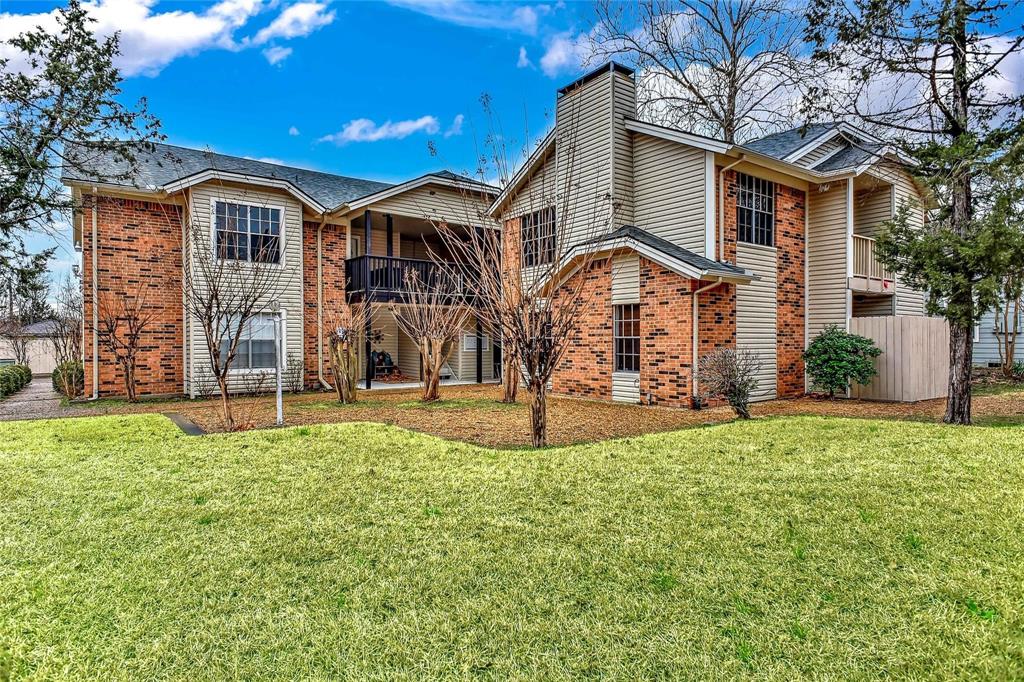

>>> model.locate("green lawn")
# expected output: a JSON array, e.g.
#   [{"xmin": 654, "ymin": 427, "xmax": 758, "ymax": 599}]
[{"xmin": 1, "ymin": 416, "xmax": 1022, "ymax": 679}]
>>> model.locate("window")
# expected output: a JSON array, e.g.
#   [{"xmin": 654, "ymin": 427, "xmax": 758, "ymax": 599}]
[
  {"xmin": 613, "ymin": 304, "xmax": 640, "ymax": 373},
  {"xmin": 463, "ymin": 333, "xmax": 490, "ymax": 352},
  {"xmin": 521, "ymin": 207, "xmax": 556, "ymax": 267},
  {"xmin": 221, "ymin": 313, "xmax": 280, "ymax": 370},
  {"xmin": 736, "ymin": 173, "xmax": 775, "ymax": 247},
  {"xmin": 214, "ymin": 201, "xmax": 281, "ymax": 263}
]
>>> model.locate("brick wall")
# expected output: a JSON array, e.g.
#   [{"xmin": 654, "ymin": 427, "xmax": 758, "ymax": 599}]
[
  {"xmin": 82, "ymin": 195, "xmax": 184, "ymax": 397},
  {"xmin": 775, "ymin": 184, "xmax": 806, "ymax": 398},
  {"xmin": 638, "ymin": 259, "xmax": 695, "ymax": 406},
  {"xmin": 302, "ymin": 220, "xmax": 348, "ymax": 388},
  {"xmin": 550, "ymin": 258, "xmax": 613, "ymax": 400}
]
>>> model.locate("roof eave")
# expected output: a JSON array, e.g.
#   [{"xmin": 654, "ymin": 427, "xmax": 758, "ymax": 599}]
[
  {"xmin": 487, "ymin": 129, "xmax": 557, "ymax": 217},
  {"xmin": 160, "ymin": 169, "xmax": 329, "ymax": 213},
  {"xmin": 340, "ymin": 173, "xmax": 498, "ymax": 215}
]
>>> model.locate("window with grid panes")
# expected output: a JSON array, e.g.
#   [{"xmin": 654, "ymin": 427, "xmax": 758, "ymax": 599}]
[
  {"xmin": 521, "ymin": 207, "xmax": 555, "ymax": 267},
  {"xmin": 214, "ymin": 201, "xmax": 281, "ymax": 263},
  {"xmin": 220, "ymin": 314, "xmax": 279, "ymax": 370},
  {"xmin": 736, "ymin": 173, "xmax": 775, "ymax": 247},
  {"xmin": 613, "ymin": 304, "xmax": 640, "ymax": 373}
]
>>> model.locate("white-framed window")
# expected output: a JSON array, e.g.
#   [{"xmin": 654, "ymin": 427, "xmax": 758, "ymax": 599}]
[
  {"xmin": 521, "ymin": 207, "xmax": 556, "ymax": 267},
  {"xmin": 974, "ymin": 324, "xmax": 981, "ymax": 342},
  {"xmin": 736, "ymin": 172, "xmax": 775, "ymax": 247},
  {"xmin": 463, "ymin": 332, "xmax": 489, "ymax": 352},
  {"xmin": 221, "ymin": 313, "xmax": 282, "ymax": 370},
  {"xmin": 613, "ymin": 303, "xmax": 640, "ymax": 373},
  {"xmin": 213, "ymin": 201, "xmax": 282, "ymax": 264}
]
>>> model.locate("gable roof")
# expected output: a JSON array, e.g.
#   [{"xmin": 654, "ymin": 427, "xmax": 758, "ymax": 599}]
[
  {"xmin": 743, "ymin": 124, "xmax": 837, "ymax": 160},
  {"xmin": 811, "ymin": 141, "xmax": 885, "ymax": 172},
  {"xmin": 62, "ymin": 141, "xmax": 395, "ymax": 212}
]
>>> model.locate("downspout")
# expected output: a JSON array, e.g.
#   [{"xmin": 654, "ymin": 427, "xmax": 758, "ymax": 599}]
[
  {"xmin": 718, "ymin": 155, "xmax": 745, "ymax": 262},
  {"xmin": 90, "ymin": 186, "xmax": 99, "ymax": 400},
  {"xmin": 692, "ymin": 277, "xmax": 724, "ymax": 405}
]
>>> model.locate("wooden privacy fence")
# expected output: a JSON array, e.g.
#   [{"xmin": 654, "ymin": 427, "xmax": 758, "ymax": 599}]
[{"xmin": 849, "ymin": 316, "xmax": 949, "ymax": 402}]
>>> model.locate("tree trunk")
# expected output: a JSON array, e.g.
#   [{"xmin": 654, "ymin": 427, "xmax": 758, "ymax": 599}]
[
  {"xmin": 218, "ymin": 375, "xmax": 235, "ymax": 431},
  {"xmin": 123, "ymin": 357, "xmax": 137, "ymax": 403},
  {"xmin": 528, "ymin": 384, "xmax": 547, "ymax": 448},
  {"xmin": 501, "ymin": 351, "xmax": 518, "ymax": 403},
  {"xmin": 945, "ymin": 322, "xmax": 973, "ymax": 425},
  {"xmin": 421, "ymin": 339, "xmax": 441, "ymax": 402}
]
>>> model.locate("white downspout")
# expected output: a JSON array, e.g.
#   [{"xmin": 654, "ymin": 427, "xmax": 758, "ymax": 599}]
[
  {"xmin": 718, "ymin": 155, "xmax": 745, "ymax": 262},
  {"xmin": 90, "ymin": 187, "xmax": 99, "ymax": 400},
  {"xmin": 692, "ymin": 276, "xmax": 724, "ymax": 402}
]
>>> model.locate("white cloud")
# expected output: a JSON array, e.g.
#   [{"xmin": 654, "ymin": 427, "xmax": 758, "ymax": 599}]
[
  {"xmin": 288, "ymin": 126, "xmax": 301, "ymax": 136},
  {"xmin": 253, "ymin": 1, "xmax": 335, "ymax": 44},
  {"xmin": 444, "ymin": 114, "xmax": 464, "ymax": 138},
  {"xmin": 318, "ymin": 115, "xmax": 441, "ymax": 144},
  {"xmin": 517, "ymin": 45, "xmax": 532, "ymax": 69},
  {"xmin": 262, "ymin": 45, "xmax": 292, "ymax": 64},
  {"xmin": 539, "ymin": 31, "xmax": 590, "ymax": 77},
  {"xmin": 386, "ymin": 1, "xmax": 548, "ymax": 35}
]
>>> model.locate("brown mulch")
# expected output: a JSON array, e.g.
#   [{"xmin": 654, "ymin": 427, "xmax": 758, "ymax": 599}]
[{"xmin": 66, "ymin": 382, "xmax": 1024, "ymax": 448}]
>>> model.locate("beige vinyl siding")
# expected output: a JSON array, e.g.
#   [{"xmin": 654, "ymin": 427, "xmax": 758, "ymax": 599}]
[
  {"xmin": 610, "ymin": 70, "xmax": 636, "ymax": 224},
  {"xmin": 397, "ymin": 327, "xmax": 420, "ymax": 378},
  {"xmin": 632, "ymin": 134, "xmax": 707, "ymax": 256},
  {"xmin": 611, "ymin": 253, "xmax": 640, "ymax": 403},
  {"xmin": 736, "ymin": 243, "xmax": 778, "ymax": 401},
  {"xmin": 890, "ymin": 170, "xmax": 927, "ymax": 316},
  {"xmin": 456, "ymin": 317, "xmax": 495, "ymax": 381},
  {"xmin": 0, "ymin": 338, "xmax": 58, "ymax": 375},
  {"xmin": 854, "ymin": 185, "xmax": 893, "ymax": 238},
  {"xmin": 807, "ymin": 181, "xmax": 850, "ymax": 339},
  {"xmin": 853, "ymin": 296, "xmax": 894, "ymax": 317},
  {"xmin": 795, "ymin": 138, "xmax": 845, "ymax": 168},
  {"xmin": 186, "ymin": 183, "xmax": 304, "ymax": 394},
  {"xmin": 367, "ymin": 227, "xmax": 399, "ymax": 257},
  {"xmin": 365, "ymin": 185, "xmax": 474, "ymax": 224},
  {"xmin": 507, "ymin": 150, "xmax": 557, "ymax": 220}
]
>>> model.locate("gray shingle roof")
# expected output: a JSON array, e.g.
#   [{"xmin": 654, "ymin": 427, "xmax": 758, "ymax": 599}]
[
  {"xmin": 742, "ymin": 123, "xmax": 837, "ymax": 160},
  {"xmin": 812, "ymin": 142, "xmax": 883, "ymax": 172},
  {"xmin": 62, "ymin": 141, "xmax": 395, "ymax": 210},
  {"xmin": 590, "ymin": 225, "xmax": 750, "ymax": 279},
  {"xmin": 20, "ymin": 320, "xmax": 59, "ymax": 337}
]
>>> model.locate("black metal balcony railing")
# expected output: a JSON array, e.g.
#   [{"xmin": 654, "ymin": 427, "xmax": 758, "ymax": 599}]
[{"xmin": 345, "ymin": 255, "xmax": 476, "ymax": 302}]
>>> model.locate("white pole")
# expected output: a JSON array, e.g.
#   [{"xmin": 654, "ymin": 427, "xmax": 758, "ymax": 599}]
[{"xmin": 275, "ymin": 314, "xmax": 283, "ymax": 426}]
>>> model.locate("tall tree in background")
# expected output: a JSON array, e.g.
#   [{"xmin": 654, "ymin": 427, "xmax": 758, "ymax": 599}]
[
  {"xmin": 0, "ymin": 0, "xmax": 160, "ymax": 236},
  {"xmin": 806, "ymin": 0, "xmax": 1024, "ymax": 424},
  {"xmin": 590, "ymin": 0, "xmax": 812, "ymax": 142}
]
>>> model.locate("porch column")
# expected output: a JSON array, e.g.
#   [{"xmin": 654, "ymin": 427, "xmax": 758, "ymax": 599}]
[
  {"xmin": 476, "ymin": 316, "xmax": 483, "ymax": 383},
  {"xmin": 364, "ymin": 211, "xmax": 373, "ymax": 389},
  {"xmin": 364, "ymin": 210, "xmax": 372, "ymax": 256},
  {"xmin": 386, "ymin": 214, "xmax": 393, "ymax": 257},
  {"xmin": 364, "ymin": 311, "xmax": 373, "ymax": 390}
]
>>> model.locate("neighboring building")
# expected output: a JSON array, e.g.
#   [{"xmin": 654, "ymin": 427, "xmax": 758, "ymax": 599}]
[
  {"xmin": 974, "ymin": 298, "xmax": 1022, "ymax": 367},
  {"xmin": 62, "ymin": 61, "xmax": 930, "ymax": 404},
  {"xmin": 492, "ymin": 63, "xmax": 928, "ymax": 406},
  {"xmin": 63, "ymin": 144, "xmax": 498, "ymax": 398},
  {"xmin": 0, "ymin": 320, "xmax": 62, "ymax": 375}
]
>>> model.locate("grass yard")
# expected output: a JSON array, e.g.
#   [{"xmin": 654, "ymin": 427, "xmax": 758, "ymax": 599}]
[{"xmin": 1, "ymin": 415, "xmax": 1022, "ymax": 679}]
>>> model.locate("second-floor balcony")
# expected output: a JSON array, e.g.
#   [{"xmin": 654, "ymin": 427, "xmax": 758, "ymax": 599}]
[
  {"xmin": 345, "ymin": 255, "xmax": 477, "ymax": 303},
  {"xmin": 849, "ymin": 234, "xmax": 895, "ymax": 295}
]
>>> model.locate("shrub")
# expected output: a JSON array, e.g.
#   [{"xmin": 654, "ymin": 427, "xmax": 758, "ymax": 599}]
[
  {"xmin": 52, "ymin": 360, "xmax": 84, "ymax": 399},
  {"xmin": 1013, "ymin": 361, "xmax": 1024, "ymax": 380},
  {"xmin": 803, "ymin": 325, "xmax": 882, "ymax": 399},
  {"xmin": 699, "ymin": 348, "xmax": 761, "ymax": 419},
  {"xmin": 0, "ymin": 364, "xmax": 32, "ymax": 398}
]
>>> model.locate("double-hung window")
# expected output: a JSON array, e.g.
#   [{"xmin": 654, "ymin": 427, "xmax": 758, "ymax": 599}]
[
  {"xmin": 220, "ymin": 313, "xmax": 279, "ymax": 370},
  {"xmin": 521, "ymin": 207, "xmax": 556, "ymax": 267},
  {"xmin": 736, "ymin": 173, "xmax": 775, "ymax": 247},
  {"xmin": 613, "ymin": 304, "xmax": 640, "ymax": 373},
  {"xmin": 214, "ymin": 201, "xmax": 282, "ymax": 263}
]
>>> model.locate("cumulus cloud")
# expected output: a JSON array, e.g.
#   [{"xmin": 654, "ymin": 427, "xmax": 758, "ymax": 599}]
[
  {"xmin": 386, "ymin": 1, "xmax": 548, "ymax": 35},
  {"xmin": 318, "ymin": 115, "xmax": 442, "ymax": 144},
  {"xmin": 539, "ymin": 31, "xmax": 591, "ymax": 77},
  {"xmin": 262, "ymin": 45, "xmax": 292, "ymax": 64},
  {"xmin": 288, "ymin": 126, "xmax": 301, "ymax": 136},
  {"xmin": 444, "ymin": 114, "xmax": 465, "ymax": 138},
  {"xmin": 252, "ymin": 1, "xmax": 335, "ymax": 44},
  {"xmin": 517, "ymin": 45, "xmax": 532, "ymax": 68}
]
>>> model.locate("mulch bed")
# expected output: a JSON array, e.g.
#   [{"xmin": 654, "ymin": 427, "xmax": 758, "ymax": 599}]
[{"xmin": 67, "ymin": 381, "xmax": 1024, "ymax": 448}]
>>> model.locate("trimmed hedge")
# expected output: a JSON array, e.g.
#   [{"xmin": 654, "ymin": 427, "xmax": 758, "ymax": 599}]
[
  {"xmin": 0, "ymin": 364, "xmax": 32, "ymax": 398},
  {"xmin": 52, "ymin": 360, "xmax": 84, "ymax": 399}
]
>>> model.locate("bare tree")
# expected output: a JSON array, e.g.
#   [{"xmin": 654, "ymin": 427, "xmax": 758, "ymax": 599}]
[
  {"xmin": 390, "ymin": 269, "xmax": 473, "ymax": 402},
  {"xmin": 995, "ymin": 293, "xmax": 1021, "ymax": 377},
  {"xmin": 51, "ymin": 274, "xmax": 83, "ymax": 366},
  {"xmin": 179, "ymin": 191, "xmax": 293, "ymax": 430},
  {"xmin": 590, "ymin": 0, "xmax": 813, "ymax": 142},
  {"xmin": 95, "ymin": 284, "xmax": 156, "ymax": 402},
  {"xmin": 699, "ymin": 348, "xmax": 761, "ymax": 418},
  {"xmin": 0, "ymin": 320, "xmax": 29, "ymax": 365},
  {"xmin": 325, "ymin": 301, "xmax": 373, "ymax": 404}
]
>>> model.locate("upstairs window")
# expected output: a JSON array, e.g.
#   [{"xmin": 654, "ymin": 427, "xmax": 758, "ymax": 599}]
[
  {"xmin": 521, "ymin": 207, "xmax": 556, "ymax": 267},
  {"xmin": 214, "ymin": 201, "xmax": 281, "ymax": 263},
  {"xmin": 737, "ymin": 173, "xmax": 775, "ymax": 247},
  {"xmin": 613, "ymin": 304, "xmax": 640, "ymax": 373}
]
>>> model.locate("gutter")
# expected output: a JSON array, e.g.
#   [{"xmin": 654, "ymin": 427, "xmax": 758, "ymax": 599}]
[{"xmin": 692, "ymin": 277, "xmax": 724, "ymax": 403}]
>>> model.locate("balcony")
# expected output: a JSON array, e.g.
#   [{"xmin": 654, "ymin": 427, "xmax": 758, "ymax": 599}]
[
  {"xmin": 345, "ymin": 255, "xmax": 476, "ymax": 303},
  {"xmin": 849, "ymin": 235, "xmax": 895, "ymax": 295}
]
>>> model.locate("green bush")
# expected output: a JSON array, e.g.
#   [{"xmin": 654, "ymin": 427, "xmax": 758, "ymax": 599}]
[
  {"xmin": 0, "ymin": 364, "xmax": 32, "ymax": 398},
  {"xmin": 803, "ymin": 325, "xmax": 882, "ymax": 399},
  {"xmin": 1013, "ymin": 360, "xmax": 1024, "ymax": 380},
  {"xmin": 52, "ymin": 360, "xmax": 84, "ymax": 399}
]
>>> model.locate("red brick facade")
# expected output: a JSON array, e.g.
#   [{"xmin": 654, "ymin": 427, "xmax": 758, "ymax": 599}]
[
  {"xmin": 82, "ymin": 195, "xmax": 184, "ymax": 397},
  {"xmin": 550, "ymin": 259, "xmax": 613, "ymax": 400},
  {"xmin": 775, "ymin": 183, "xmax": 806, "ymax": 398},
  {"xmin": 637, "ymin": 260, "xmax": 695, "ymax": 406},
  {"xmin": 302, "ymin": 220, "xmax": 349, "ymax": 389}
]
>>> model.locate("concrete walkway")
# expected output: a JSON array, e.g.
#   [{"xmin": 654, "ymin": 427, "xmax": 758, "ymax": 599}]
[{"xmin": 0, "ymin": 379, "xmax": 69, "ymax": 421}]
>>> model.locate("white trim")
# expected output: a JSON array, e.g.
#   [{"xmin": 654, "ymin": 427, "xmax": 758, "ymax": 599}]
[
  {"xmin": 624, "ymin": 118, "xmax": 731, "ymax": 153},
  {"xmin": 806, "ymin": 141, "xmax": 849, "ymax": 169},
  {"xmin": 162, "ymin": 169, "xmax": 327, "ymax": 213},
  {"xmin": 225, "ymin": 309, "xmax": 287, "ymax": 374},
  {"xmin": 462, "ymin": 332, "xmax": 489, "ymax": 352},
  {"xmin": 704, "ymin": 151, "xmax": 716, "ymax": 258},
  {"xmin": 208, "ymin": 196, "xmax": 287, "ymax": 268},
  {"xmin": 783, "ymin": 128, "xmax": 843, "ymax": 164},
  {"xmin": 346, "ymin": 173, "xmax": 496, "ymax": 214}
]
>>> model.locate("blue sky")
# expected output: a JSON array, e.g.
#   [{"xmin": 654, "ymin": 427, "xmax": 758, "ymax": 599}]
[{"xmin": 1, "ymin": 0, "xmax": 599, "ymax": 282}]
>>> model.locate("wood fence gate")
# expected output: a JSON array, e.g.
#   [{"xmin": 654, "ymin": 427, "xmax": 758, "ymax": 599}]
[{"xmin": 849, "ymin": 316, "xmax": 949, "ymax": 402}]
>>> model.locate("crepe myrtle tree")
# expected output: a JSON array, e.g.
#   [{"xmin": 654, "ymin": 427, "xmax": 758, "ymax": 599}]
[
  {"xmin": 431, "ymin": 92, "xmax": 617, "ymax": 447},
  {"xmin": 178, "ymin": 190, "xmax": 294, "ymax": 431},
  {"xmin": 95, "ymin": 282, "xmax": 157, "ymax": 403},
  {"xmin": 324, "ymin": 301, "xmax": 376, "ymax": 404},
  {"xmin": 804, "ymin": 0, "xmax": 1024, "ymax": 424}
]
